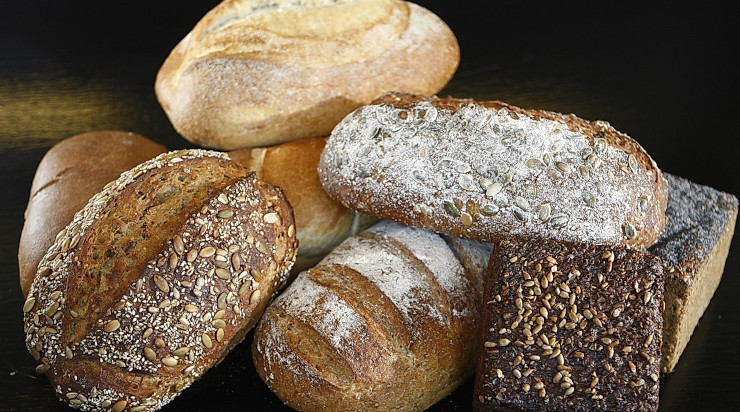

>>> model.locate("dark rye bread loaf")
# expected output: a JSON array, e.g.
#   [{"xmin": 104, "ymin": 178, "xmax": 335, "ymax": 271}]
[
  {"xmin": 474, "ymin": 236, "xmax": 664, "ymax": 412},
  {"xmin": 18, "ymin": 131, "xmax": 167, "ymax": 297},
  {"xmin": 319, "ymin": 93, "xmax": 668, "ymax": 249},
  {"xmin": 23, "ymin": 149, "xmax": 297, "ymax": 412},
  {"xmin": 252, "ymin": 220, "xmax": 492, "ymax": 412},
  {"xmin": 649, "ymin": 173, "xmax": 738, "ymax": 372}
]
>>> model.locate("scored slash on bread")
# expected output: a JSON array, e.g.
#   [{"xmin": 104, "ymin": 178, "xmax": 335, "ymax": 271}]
[
  {"xmin": 23, "ymin": 149, "xmax": 297, "ymax": 412},
  {"xmin": 319, "ymin": 92, "xmax": 668, "ymax": 250}
]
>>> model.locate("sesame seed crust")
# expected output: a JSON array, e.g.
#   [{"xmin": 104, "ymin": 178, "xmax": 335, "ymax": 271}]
[
  {"xmin": 474, "ymin": 236, "xmax": 664, "ymax": 412},
  {"xmin": 23, "ymin": 149, "xmax": 297, "ymax": 411}
]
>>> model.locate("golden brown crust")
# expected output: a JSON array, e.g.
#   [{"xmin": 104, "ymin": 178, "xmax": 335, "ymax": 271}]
[
  {"xmin": 18, "ymin": 131, "xmax": 167, "ymax": 297},
  {"xmin": 23, "ymin": 149, "xmax": 298, "ymax": 412},
  {"xmin": 155, "ymin": 0, "xmax": 460, "ymax": 150}
]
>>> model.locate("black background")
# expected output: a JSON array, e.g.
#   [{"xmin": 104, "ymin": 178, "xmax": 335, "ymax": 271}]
[{"xmin": 1, "ymin": 1, "xmax": 738, "ymax": 410}]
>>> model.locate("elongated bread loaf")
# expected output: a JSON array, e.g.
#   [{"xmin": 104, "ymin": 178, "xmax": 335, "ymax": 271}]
[
  {"xmin": 18, "ymin": 131, "xmax": 167, "ymax": 297},
  {"xmin": 229, "ymin": 137, "xmax": 377, "ymax": 274},
  {"xmin": 319, "ymin": 92, "xmax": 668, "ymax": 249},
  {"xmin": 252, "ymin": 220, "xmax": 492, "ymax": 412},
  {"xmin": 23, "ymin": 150, "xmax": 297, "ymax": 412},
  {"xmin": 155, "ymin": 0, "xmax": 460, "ymax": 150}
]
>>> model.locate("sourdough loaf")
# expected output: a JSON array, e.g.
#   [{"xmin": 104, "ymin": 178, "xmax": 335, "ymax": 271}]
[
  {"xmin": 475, "ymin": 236, "xmax": 664, "ymax": 411},
  {"xmin": 228, "ymin": 137, "xmax": 377, "ymax": 274},
  {"xmin": 18, "ymin": 131, "xmax": 167, "ymax": 297},
  {"xmin": 155, "ymin": 0, "xmax": 460, "ymax": 150},
  {"xmin": 319, "ymin": 92, "xmax": 668, "ymax": 249},
  {"xmin": 649, "ymin": 173, "xmax": 738, "ymax": 372},
  {"xmin": 252, "ymin": 220, "xmax": 492, "ymax": 412},
  {"xmin": 23, "ymin": 149, "xmax": 297, "ymax": 411}
]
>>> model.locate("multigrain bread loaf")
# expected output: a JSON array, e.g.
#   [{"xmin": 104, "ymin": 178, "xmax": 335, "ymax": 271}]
[
  {"xmin": 252, "ymin": 220, "xmax": 493, "ymax": 412},
  {"xmin": 23, "ymin": 149, "xmax": 297, "ymax": 412},
  {"xmin": 649, "ymin": 173, "xmax": 738, "ymax": 372},
  {"xmin": 319, "ymin": 92, "xmax": 668, "ymax": 249},
  {"xmin": 475, "ymin": 236, "xmax": 664, "ymax": 412},
  {"xmin": 228, "ymin": 137, "xmax": 377, "ymax": 274},
  {"xmin": 18, "ymin": 131, "xmax": 167, "ymax": 297},
  {"xmin": 155, "ymin": 0, "xmax": 460, "ymax": 150}
]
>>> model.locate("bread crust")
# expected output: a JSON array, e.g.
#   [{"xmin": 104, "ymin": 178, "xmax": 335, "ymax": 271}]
[
  {"xmin": 18, "ymin": 131, "xmax": 167, "ymax": 297},
  {"xmin": 23, "ymin": 149, "xmax": 297, "ymax": 411},
  {"xmin": 155, "ymin": 0, "xmax": 460, "ymax": 150},
  {"xmin": 319, "ymin": 92, "xmax": 668, "ymax": 249}
]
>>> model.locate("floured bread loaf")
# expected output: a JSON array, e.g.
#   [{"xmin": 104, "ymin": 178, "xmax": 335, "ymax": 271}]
[
  {"xmin": 649, "ymin": 173, "xmax": 738, "ymax": 372},
  {"xmin": 252, "ymin": 220, "xmax": 492, "ymax": 412},
  {"xmin": 155, "ymin": 0, "xmax": 460, "ymax": 150},
  {"xmin": 228, "ymin": 137, "xmax": 377, "ymax": 275},
  {"xmin": 23, "ymin": 150, "xmax": 297, "ymax": 411},
  {"xmin": 319, "ymin": 92, "xmax": 668, "ymax": 249}
]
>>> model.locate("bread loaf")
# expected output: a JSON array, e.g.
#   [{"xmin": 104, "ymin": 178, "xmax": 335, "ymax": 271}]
[
  {"xmin": 155, "ymin": 0, "xmax": 460, "ymax": 150},
  {"xmin": 18, "ymin": 131, "xmax": 167, "ymax": 297},
  {"xmin": 229, "ymin": 137, "xmax": 377, "ymax": 274},
  {"xmin": 319, "ymin": 92, "xmax": 669, "ymax": 250},
  {"xmin": 649, "ymin": 173, "xmax": 738, "ymax": 372},
  {"xmin": 475, "ymin": 236, "xmax": 664, "ymax": 411},
  {"xmin": 252, "ymin": 220, "xmax": 492, "ymax": 412},
  {"xmin": 23, "ymin": 149, "xmax": 297, "ymax": 411}
]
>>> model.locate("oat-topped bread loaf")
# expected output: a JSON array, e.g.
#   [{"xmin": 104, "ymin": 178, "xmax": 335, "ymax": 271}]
[
  {"xmin": 474, "ymin": 236, "xmax": 664, "ymax": 411},
  {"xmin": 18, "ymin": 131, "xmax": 167, "ymax": 297},
  {"xmin": 155, "ymin": 0, "xmax": 459, "ymax": 150},
  {"xmin": 23, "ymin": 149, "xmax": 297, "ymax": 412},
  {"xmin": 229, "ymin": 137, "xmax": 377, "ymax": 275},
  {"xmin": 649, "ymin": 173, "xmax": 738, "ymax": 372},
  {"xmin": 319, "ymin": 92, "xmax": 668, "ymax": 249},
  {"xmin": 252, "ymin": 220, "xmax": 492, "ymax": 412}
]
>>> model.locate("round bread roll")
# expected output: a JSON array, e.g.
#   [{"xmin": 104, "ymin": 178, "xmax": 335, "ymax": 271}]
[
  {"xmin": 319, "ymin": 92, "xmax": 668, "ymax": 250},
  {"xmin": 228, "ymin": 137, "xmax": 377, "ymax": 274},
  {"xmin": 18, "ymin": 131, "xmax": 167, "ymax": 297},
  {"xmin": 155, "ymin": 0, "xmax": 460, "ymax": 150},
  {"xmin": 23, "ymin": 149, "xmax": 297, "ymax": 412}
]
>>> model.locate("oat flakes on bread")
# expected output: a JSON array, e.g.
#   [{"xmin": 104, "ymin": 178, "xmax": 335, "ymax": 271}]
[
  {"xmin": 18, "ymin": 131, "xmax": 167, "ymax": 297},
  {"xmin": 155, "ymin": 0, "xmax": 460, "ymax": 150},
  {"xmin": 23, "ymin": 149, "xmax": 297, "ymax": 411},
  {"xmin": 319, "ymin": 92, "xmax": 668, "ymax": 249}
]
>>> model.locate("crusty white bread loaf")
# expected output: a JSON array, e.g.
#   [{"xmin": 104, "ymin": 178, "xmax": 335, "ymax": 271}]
[
  {"xmin": 23, "ymin": 149, "xmax": 297, "ymax": 412},
  {"xmin": 155, "ymin": 0, "xmax": 460, "ymax": 150},
  {"xmin": 252, "ymin": 220, "xmax": 492, "ymax": 412},
  {"xmin": 649, "ymin": 173, "xmax": 738, "ymax": 372},
  {"xmin": 319, "ymin": 92, "xmax": 668, "ymax": 250},
  {"xmin": 18, "ymin": 131, "xmax": 167, "ymax": 297},
  {"xmin": 228, "ymin": 137, "xmax": 377, "ymax": 275}
]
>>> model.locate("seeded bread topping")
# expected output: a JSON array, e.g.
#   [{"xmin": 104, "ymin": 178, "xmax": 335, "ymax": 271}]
[
  {"xmin": 23, "ymin": 149, "xmax": 297, "ymax": 412},
  {"xmin": 319, "ymin": 93, "xmax": 668, "ymax": 249},
  {"xmin": 474, "ymin": 236, "xmax": 664, "ymax": 411}
]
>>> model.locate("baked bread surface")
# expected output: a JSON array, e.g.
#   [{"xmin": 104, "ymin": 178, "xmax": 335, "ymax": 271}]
[
  {"xmin": 155, "ymin": 0, "xmax": 460, "ymax": 150},
  {"xmin": 252, "ymin": 220, "xmax": 492, "ymax": 412},
  {"xmin": 18, "ymin": 131, "xmax": 167, "ymax": 297},
  {"xmin": 319, "ymin": 92, "xmax": 668, "ymax": 249},
  {"xmin": 23, "ymin": 149, "xmax": 297, "ymax": 411}
]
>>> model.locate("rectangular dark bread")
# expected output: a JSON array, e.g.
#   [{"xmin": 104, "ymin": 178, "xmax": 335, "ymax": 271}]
[
  {"xmin": 319, "ymin": 92, "xmax": 668, "ymax": 250},
  {"xmin": 23, "ymin": 149, "xmax": 297, "ymax": 412},
  {"xmin": 252, "ymin": 220, "xmax": 493, "ymax": 412},
  {"xmin": 474, "ymin": 236, "xmax": 664, "ymax": 412},
  {"xmin": 648, "ymin": 173, "xmax": 738, "ymax": 372}
]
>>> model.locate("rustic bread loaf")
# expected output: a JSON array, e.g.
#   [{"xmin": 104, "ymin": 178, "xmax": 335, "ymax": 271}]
[
  {"xmin": 155, "ymin": 0, "xmax": 460, "ymax": 150},
  {"xmin": 18, "ymin": 131, "xmax": 167, "ymax": 297},
  {"xmin": 475, "ymin": 236, "xmax": 664, "ymax": 411},
  {"xmin": 649, "ymin": 173, "xmax": 738, "ymax": 372},
  {"xmin": 23, "ymin": 149, "xmax": 297, "ymax": 412},
  {"xmin": 228, "ymin": 137, "xmax": 377, "ymax": 274},
  {"xmin": 252, "ymin": 220, "xmax": 492, "ymax": 412},
  {"xmin": 319, "ymin": 92, "xmax": 668, "ymax": 250}
]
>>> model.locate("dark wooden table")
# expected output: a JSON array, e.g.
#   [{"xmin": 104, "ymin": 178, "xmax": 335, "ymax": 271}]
[{"xmin": 1, "ymin": 1, "xmax": 738, "ymax": 411}]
